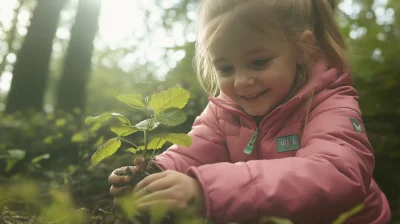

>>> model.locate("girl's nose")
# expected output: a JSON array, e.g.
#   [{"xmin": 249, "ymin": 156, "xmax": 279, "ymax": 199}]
[{"xmin": 234, "ymin": 73, "xmax": 255, "ymax": 88}]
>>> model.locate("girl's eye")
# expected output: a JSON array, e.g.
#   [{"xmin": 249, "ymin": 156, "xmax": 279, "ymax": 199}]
[
  {"xmin": 217, "ymin": 66, "xmax": 235, "ymax": 76},
  {"xmin": 252, "ymin": 58, "xmax": 270, "ymax": 68}
]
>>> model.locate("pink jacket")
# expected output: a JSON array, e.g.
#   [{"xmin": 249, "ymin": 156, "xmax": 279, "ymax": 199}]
[{"xmin": 155, "ymin": 61, "xmax": 391, "ymax": 224}]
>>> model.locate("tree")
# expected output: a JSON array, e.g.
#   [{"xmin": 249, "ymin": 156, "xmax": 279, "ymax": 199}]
[
  {"xmin": 55, "ymin": 0, "xmax": 102, "ymax": 114},
  {"xmin": 5, "ymin": 0, "xmax": 67, "ymax": 113}
]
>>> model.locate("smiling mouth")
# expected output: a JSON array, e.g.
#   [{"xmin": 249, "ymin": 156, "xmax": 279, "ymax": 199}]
[{"xmin": 241, "ymin": 89, "xmax": 268, "ymax": 100}]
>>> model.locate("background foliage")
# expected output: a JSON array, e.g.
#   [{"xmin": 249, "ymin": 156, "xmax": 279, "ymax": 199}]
[{"xmin": 0, "ymin": 0, "xmax": 398, "ymax": 223}]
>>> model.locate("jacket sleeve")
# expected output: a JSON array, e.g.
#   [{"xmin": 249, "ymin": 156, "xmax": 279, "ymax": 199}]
[
  {"xmin": 186, "ymin": 107, "xmax": 375, "ymax": 223},
  {"xmin": 154, "ymin": 102, "xmax": 230, "ymax": 173}
]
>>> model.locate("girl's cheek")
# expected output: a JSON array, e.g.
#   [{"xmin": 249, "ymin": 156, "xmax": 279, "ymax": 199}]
[{"xmin": 217, "ymin": 79, "xmax": 228, "ymax": 88}]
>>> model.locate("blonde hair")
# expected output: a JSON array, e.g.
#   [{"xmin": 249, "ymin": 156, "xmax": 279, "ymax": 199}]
[{"xmin": 194, "ymin": 0, "xmax": 347, "ymax": 97}]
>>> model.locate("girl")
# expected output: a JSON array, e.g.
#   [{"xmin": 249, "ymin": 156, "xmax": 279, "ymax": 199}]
[{"xmin": 108, "ymin": 0, "xmax": 391, "ymax": 223}]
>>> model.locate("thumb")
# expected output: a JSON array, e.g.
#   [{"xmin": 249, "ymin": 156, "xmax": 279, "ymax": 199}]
[{"xmin": 134, "ymin": 156, "xmax": 147, "ymax": 169}]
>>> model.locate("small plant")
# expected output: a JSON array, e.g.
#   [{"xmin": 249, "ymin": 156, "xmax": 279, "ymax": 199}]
[{"xmin": 85, "ymin": 87, "xmax": 192, "ymax": 184}]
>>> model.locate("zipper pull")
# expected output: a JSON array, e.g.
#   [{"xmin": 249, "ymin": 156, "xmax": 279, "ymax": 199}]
[{"xmin": 244, "ymin": 129, "xmax": 258, "ymax": 154}]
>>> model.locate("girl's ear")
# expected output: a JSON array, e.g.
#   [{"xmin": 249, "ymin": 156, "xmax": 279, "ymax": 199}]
[
  {"xmin": 301, "ymin": 30, "xmax": 315, "ymax": 46},
  {"xmin": 296, "ymin": 30, "xmax": 316, "ymax": 64}
]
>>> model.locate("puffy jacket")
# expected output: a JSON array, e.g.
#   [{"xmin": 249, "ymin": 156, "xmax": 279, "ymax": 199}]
[{"xmin": 154, "ymin": 61, "xmax": 391, "ymax": 224}]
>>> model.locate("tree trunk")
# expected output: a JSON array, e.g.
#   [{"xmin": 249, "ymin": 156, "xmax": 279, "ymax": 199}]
[
  {"xmin": 55, "ymin": 0, "xmax": 102, "ymax": 114},
  {"xmin": 5, "ymin": 0, "xmax": 66, "ymax": 113}
]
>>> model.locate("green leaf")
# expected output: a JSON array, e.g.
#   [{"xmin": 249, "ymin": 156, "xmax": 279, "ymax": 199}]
[
  {"xmin": 147, "ymin": 137, "xmax": 167, "ymax": 150},
  {"xmin": 44, "ymin": 136, "xmax": 53, "ymax": 144},
  {"xmin": 332, "ymin": 203, "xmax": 365, "ymax": 224},
  {"xmin": 148, "ymin": 87, "xmax": 190, "ymax": 115},
  {"xmin": 40, "ymin": 189, "xmax": 86, "ymax": 223},
  {"xmin": 4, "ymin": 149, "xmax": 25, "ymax": 172},
  {"xmin": 89, "ymin": 122, "xmax": 102, "ymax": 132},
  {"xmin": 261, "ymin": 217, "xmax": 293, "ymax": 224},
  {"xmin": 10, "ymin": 180, "xmax": 39, "ymax": 202},
  {"xmin": 125, "ymin": 146, "xmax": 145, "ymax": 154},
  {"xmin": 94, "ymin": 136, "xmax": 105, "ymax": 148},
  {"xmin": 32, "ymin": 154, "xmax": 50, "ymax": 163},
  {"xmin": 156, "ymin": 108, "xmax": 187, "ymax": 126},
  {"xmin": 117, "ymin": 195, "xmax": 140, "ymax": 221},
  {"xmin": 85, "ymin": 113, "xmax": 112, "ymax": 125},
  {"xmin": 111, "ymin": 125, "xmax": 138, "ymax": 136},
  {"xmin": 135, "ymin": 119, "xmax": 160, "ymax": 131},
  {"xmin": 91, "ymin": 138, "xmax": 121, "ymax": 166},
  {"xmin": 165, "ymin": 133, "xmax": 192, "ymax": 148},
  {"xmin": 85, "ymin": 112, "xmax": 130, "ymax": 126},
  {"xmin": 73, "ymin": 108, "xmax": 81, "ymax": 115},
  {"xmin": 125, "ymin": 148, "xmax": 138, "ymax": 154},
  {"xmin": 6, "ymin": 160, "xmax": 17, "ymax": 172},
  {"xmin": 110, "ymin": 113, "xmax": 131, "ymax": 125},
  {"xmin": 149, "ymin": 204, "xmax": 169, "ymax": 224},
  {"xmin": 117, "ymin": 94, "xmax": 146, "ymax": 110},
  {"xmin": 71, "ymin": 132, "xmax": 87, "ymax": 143},
  {"xmin": 8, "ymin": 149, "xmax": 25, "ymax": 160},
  {"xmin": 55, "ymin": 118, "xmax": 67, "ymax": 127}
]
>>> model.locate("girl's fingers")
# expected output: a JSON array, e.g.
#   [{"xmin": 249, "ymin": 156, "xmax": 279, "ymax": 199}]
[
  {"xmin": 108, "ymin": 166, "xmax": 137, "ymax": 185},
  {"xmin": 137, "ymin": 199, "xmax": 181, "ymax": 212},
  {"xmin": 115, "ymin": 166, "xmax": 138, "ymax": 175},
  {"xmin": 110, "ymin": 185, "xmax": 133, "ymax": 197},
  {"xmin": 134, "ymin": 188, "xmax": 171, "ymax": 204},
  {"xmin": 132, "ymin": 172, "xmax": 168, "ymax": 194},
  {"xmin": 108, "ymin": 175, "xmax": 133, "ymax": 186},
  {"xmin": 133, "ymin": 178, "xmax": 171, "ymax": 199},
  {"xmin": 133, "ymin": 189, "xmax": 178, "ymax": 204}
]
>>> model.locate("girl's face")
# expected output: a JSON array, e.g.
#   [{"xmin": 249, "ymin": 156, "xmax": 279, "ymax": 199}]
[{"xmin": 209, "ymin": 19, "xmax": 299, "ymax": 117}]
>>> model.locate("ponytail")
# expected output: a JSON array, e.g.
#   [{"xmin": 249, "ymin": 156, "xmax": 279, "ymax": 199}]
[{"xmin": 312, "ymin": 0, "xmax": 347, "ymax": 70}]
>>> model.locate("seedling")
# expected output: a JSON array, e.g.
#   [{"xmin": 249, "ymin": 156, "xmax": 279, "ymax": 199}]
[{"xmin": 86, "ymin": 87, "xmax": 192, "ymax": 184}]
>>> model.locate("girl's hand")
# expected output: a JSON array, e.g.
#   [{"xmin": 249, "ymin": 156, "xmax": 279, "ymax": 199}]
[
  {"xmin": 109, "ymin": 157, "xmax": 147, "ymax": 197},
  {"xmin": 132, "ymin": 170, "xmax": 205, "ymax": 215},
  {"xmin": 108, "ymin": 166, "xmax": 137, "ymax": 196}
]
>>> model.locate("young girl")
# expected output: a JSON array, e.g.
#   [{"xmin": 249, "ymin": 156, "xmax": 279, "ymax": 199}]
[{"xmin": 108, "ymin": 0, "xmax": 391, "ymax": 223}]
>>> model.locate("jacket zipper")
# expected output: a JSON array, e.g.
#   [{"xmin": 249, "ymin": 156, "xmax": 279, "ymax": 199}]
[
  {"xmin": 209, "ymin": 99, "xmax": 260, "ymax": 158},
  {"xmin": 244, "ymin": 127, "xmax": 258, "ymax": 155}
]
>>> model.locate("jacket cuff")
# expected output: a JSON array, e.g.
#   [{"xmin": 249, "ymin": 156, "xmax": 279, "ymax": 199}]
[
  {"xmin": 154, "ymin": 156, "xmax": 173, "ymax": 171},
  {"xmin": 150, "ymin": 159, "xmax": 164, "ymax": 171},
  {"xmin": 186, "ymin": 166, "xmax": 213, "ymax": 221}
]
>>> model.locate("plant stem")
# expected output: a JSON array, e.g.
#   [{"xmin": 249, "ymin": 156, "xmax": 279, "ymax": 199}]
[
  {"xmin": 151, "ymin": 148, "xmax": 158, "ymax": 157},
  {"xmin": 141, "ymin": 170, "xmax": 151, "ymax": 176},
  {"xmin": 144, "ymin": 130, "xmax": 148, "ymax": 151},
  {"xmin": 120, "ymin": 138, "xmax": 138, "ymax": 148},
  {"xmin": 144, "ymin": 100, "xmax": 155, "ymax": 168}
]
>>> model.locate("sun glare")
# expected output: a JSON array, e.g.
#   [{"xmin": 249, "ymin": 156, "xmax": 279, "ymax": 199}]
[{"xmin": 98, "ymin": 0, "xmax": 144, "ymax": 45}]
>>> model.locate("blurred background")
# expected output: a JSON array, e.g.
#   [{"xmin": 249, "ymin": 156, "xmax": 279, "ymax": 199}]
[{"xmin": 0, "ymin": 0, "xmax": 398, "ymax": 223}]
